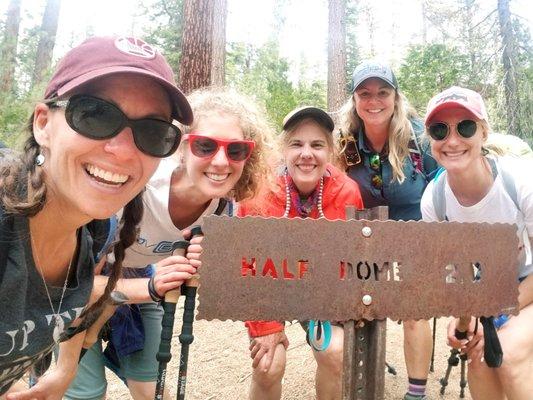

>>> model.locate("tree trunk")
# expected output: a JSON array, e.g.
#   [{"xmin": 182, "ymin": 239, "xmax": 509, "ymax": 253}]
[
  {"xmin": 497, "ymin": 0, "xmax": 521, "ymax": 136},
  {"xmin": 179, "ymin": 0, "xmax": 227, "ymax": 93},
  {"xmin": 463, "ymin": 0, "xmax": 477, "ymax": 82},
  {"xmin": 211, "ymin": 0, "xmax": 227, "ymax": 87},
  {"xmin": 32, "ymin": 0, "xmax": 62, "ymax": 88},
  {"xmin": 0, "ymin": 0, "xmax": 22, "ymax": 95},
  {"xmin": 421, "ymin": 0, "xmax": 427, "ymax": 45},
  {"xmin": 327, "ymin": 0, "xmax": 347, "ymax": 115}
]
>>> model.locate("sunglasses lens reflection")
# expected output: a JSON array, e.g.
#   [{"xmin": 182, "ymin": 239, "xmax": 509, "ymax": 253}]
[
  {"xmin": 191, "ymin": 137, "xmax": 218, "ymax": 157},
  {"xmin": 65, "ymin": 95, "xmax": 180, "ymax": 157},
  {"xmin": 371, "ymin": 174, "xmax": 383, "ymax": 189},
  {"xmin": 189, "ymin": 136, "xmax": 253, "ymax": 162},
  {"xmin": 227, "ymin": 142, "xmax": 252, "ymax": 161},
  {"xmin": 428, "ymin": 122, "xmax": 449, "ymax": 141},
  {"xmin": 457, "ymin": 120, "xmax": 477, "ymax": 138}
]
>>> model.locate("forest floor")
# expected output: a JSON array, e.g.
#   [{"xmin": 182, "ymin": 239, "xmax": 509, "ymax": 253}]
[{"xmin": 106, "ymin": 297, "xmax": 473, "ymax": 400}]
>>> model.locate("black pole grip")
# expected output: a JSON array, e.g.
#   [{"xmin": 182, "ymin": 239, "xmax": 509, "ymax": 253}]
[
  {"xmin": 176, "ymin": 228, "xmax": 203, "ymax": 400},
  {"xmin": 154, "ymin": 240, "xmax": 190, "ymax": 400},
  {"xmin": 190, "ymin": 225, "xmax": 203, "ymax": 238},
  {"xmin": 154, "ymin": 300, "xmax": 178, "ymax": 399},
  {"xmin": 454, "ymin": 330, "xmax": 468, "ymax": 340},
  {"xmin": 177, "ymin": 286, "xmax": 197, "ymax": 400}
]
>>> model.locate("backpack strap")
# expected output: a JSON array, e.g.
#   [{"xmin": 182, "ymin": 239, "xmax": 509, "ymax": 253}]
[
  {"xmin": 487, "ymin": 158, "xmax": 519, "ymax": 210},
  {"xmin": 214, "ymin": 198, "xmax": 233, "ymax": 216},
  {"xmin": 408, "ymin": 120, "xmax": 438, "ymax": 180},
  {"xmin": 431, "ymin": 170, "xmax": 448, "ymax": 221}
]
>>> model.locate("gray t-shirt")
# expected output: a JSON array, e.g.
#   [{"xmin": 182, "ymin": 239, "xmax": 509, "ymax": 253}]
[{"xmin": 0, "ymin": 212, "xmax": 94, "ymax": 394}]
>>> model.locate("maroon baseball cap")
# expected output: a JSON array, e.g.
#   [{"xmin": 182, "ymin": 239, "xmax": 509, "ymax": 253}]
[{"xmin": 44, "ymin": 36, "xmax": 192, "ymax": 125}]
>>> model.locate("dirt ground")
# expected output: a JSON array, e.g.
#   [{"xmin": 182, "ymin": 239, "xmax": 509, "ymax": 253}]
[{"xmin": 105, "ymin": 297, "xmax": 473, "ymax": 400}]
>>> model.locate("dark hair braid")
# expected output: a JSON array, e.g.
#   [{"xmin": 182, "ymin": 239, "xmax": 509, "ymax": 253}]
[
  {"xmin": 76, "ymin": 191, "xmax": 144, "ymax": 332},
  {"xmin": 0, "ymin": 133, "xmax": 47, "ymax": 216}
]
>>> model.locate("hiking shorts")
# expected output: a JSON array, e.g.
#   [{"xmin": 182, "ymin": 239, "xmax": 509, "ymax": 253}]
[{"xmin": 64, "ymin": 302, "xmax": 164, "ymax": 399}]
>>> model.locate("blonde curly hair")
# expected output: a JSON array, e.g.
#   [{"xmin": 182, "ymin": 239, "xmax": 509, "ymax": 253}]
[
  {"xmin": 176, "ymin": 87, "xmax": 275, "ymax": 201},
  {"xmin": 337, "ymin": 91, "xmax": 419, "ymax": 183}
]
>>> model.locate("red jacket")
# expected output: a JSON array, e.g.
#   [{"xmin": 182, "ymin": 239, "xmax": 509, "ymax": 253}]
[{"xmin": 238, "ymin": 163, "xmax": 364, "ymax": 337}]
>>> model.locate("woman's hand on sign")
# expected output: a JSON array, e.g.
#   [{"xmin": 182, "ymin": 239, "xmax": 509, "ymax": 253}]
[
  {"xmin": 153, "ymin": 255, "xmax": 196, "ymax": 297},
  {"xmin": 249, "ymin": 331, "xmax": 289, "ymax": 372}
]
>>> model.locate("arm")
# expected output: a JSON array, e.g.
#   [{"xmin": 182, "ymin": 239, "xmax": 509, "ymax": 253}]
[
  {"xmin": 91, "ymin": 255, "xmax": 197, "ymax": 304},
  {"xmin": 6, "ymin": 333, "xmax": 85, "ymax": 400},
  {"xmin": 518, "ymin": 263, "xmax": 533, "ymax": 310},
  {"xmin": 83, "ymin": 255, "xmax": 196, "ymax": 350}
]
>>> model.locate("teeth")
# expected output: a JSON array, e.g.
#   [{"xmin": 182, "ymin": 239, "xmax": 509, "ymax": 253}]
[
  {"xmin": 368, "ymin": 109, "xmax": 382, "ymax": 113},
  {"xmin": 298, "ymin": 165, "xmax": 315, "ymax": 171},
  {"xmin": 445, "ymin": 151, "xmax": 465, "ymax": 157},
  {"xmin": 86, "ymin": 164, "xmax": 128, "ymax": 183},
  {"xmin": 206, "ymin": 173, "xmax": 229, "ymax": 181}
]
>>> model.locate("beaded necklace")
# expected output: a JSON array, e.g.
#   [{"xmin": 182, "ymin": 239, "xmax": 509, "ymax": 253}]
[{"xmin": 282, "ymin": 170, "xmax": 325, "ymax": 218}]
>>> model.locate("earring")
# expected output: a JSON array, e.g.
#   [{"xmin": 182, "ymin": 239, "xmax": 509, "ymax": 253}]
[{"xmin": 35, "ymin": 154, "xmax": 45, "ymax": 166}]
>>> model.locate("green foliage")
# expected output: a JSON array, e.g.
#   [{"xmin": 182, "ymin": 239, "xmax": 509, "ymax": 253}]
[
  {"xmin": 0, "ymin": 96, "xmax": 32, "ymax": 149},
  {"xmin": 398, "ymin": 44, "xmax": 470, "ymax": 113},
  {"xmin": 345, "ymin": 0, "xmax": 359, "ymax": 92},
  {"xmin": 137, "ymin": 0, "xmax": 183, "ymax": 74},
  {"xmin": 226, "ymin": 40, "xmax": 326, "ymax": 130}
]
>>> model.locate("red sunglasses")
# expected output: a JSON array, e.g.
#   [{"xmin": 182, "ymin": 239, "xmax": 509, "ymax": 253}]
[{"xmin": 183, "ymin": 133, "xmax": 255, "ymax": 162}]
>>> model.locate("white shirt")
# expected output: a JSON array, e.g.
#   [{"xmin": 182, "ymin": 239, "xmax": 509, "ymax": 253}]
[
  {"xmin": 116, "ymin": 158, "xmax": 221, "ymax": 268},
  {"xmin": 421, "ymin": 156, "xmax": 533, "ymax": 278}
]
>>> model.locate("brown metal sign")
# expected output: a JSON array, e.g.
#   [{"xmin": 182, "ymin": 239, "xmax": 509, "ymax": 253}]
[{"xmin": 197, "ymin": 216, "xmax": 519, "ymax": 322}]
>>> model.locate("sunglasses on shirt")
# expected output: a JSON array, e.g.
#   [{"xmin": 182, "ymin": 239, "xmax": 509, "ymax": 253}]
[
  {"xmin": 427, "ymin": 119, "xmax": 478, "ymax": 141},
  {"xmin": 50, "ymin": 95, "xmax": 181, "ymax": 158},
  {"xmin": 183, "ymin": 133, "xmax": 255, "ymax": 162},
  {"xmin": 369, "ymin": 153, "xmax": 383, "ymax": 190}
]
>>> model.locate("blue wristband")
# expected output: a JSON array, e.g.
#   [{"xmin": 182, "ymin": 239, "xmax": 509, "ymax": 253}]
[{"xmin": 493, "ymin": 314, "xmax": 509, "ymax": 329}]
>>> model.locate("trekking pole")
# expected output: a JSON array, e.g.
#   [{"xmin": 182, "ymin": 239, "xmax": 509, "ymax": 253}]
[
  {"xmin": 455, "ymin": 265, "xmax": 503, "ymax": 368},
  {"xmin": 154, "ymin": 240, "xmax": 190, "ymax": 400},
  {"xmin": 177, "ymin": 226, "xmax": 203, "ymax": 400},
  {"xmin": 430, "ymin": 317, "xmax": 436, "ymax": 372}
]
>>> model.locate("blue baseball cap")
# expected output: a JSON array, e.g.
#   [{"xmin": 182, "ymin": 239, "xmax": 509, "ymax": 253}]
[{"xmin": 352, "ymin": 60, "xmax": 398, "ymax": 92}]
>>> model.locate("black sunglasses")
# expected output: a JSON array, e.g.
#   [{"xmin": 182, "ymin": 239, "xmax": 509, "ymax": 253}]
[
  {"xmin": 50, "ymin": 95, "xmax": 181, "ymax": 158},
  {"xmin": 427, "ymin": 119, "xmax": 478, "ymax": 141}
]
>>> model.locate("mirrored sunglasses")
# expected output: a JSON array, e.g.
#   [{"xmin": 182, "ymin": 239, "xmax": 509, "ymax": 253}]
[
  {"xmin": 50, "ymin": 94, "xmax": 181, "ymax": 158},
  {"xmin": 369, "ymin": 153, "xmax": 383, "ymax": 190},
  {"xmin": 183, "ymin": 133, "xmax": 255, "ymax": 162},
  {"xmin": 427, "ymin": 119, "xmax": 478, "ymax": 141}
]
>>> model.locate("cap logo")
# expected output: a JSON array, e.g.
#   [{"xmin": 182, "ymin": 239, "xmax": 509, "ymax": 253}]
[
  {"xmin": 114, "ymin": 37, "xmax": 156, "ymax": 59},
  {"xmin": 436, "ymin": 92, "xmax": 468, "ymax": 104}
]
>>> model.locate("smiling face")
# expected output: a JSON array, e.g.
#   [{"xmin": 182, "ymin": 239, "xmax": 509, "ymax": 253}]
[
  {"xmin": 182, "ymin": 112, "xmax": 246, "ymax": 200},
  {"xmin": 428, "ymin": 107, "xmax": 486, "ymax": 174},
  {"xmin": 33, "ymin": 74, "xmax": 169, "ymax": 220},
  {"xmin": 353, "ymin": 78, "xmax": 396, "ymax": 131},
  {"xmin": 283, "ymin": 120, "xmax": 331, "ymax": 196}
]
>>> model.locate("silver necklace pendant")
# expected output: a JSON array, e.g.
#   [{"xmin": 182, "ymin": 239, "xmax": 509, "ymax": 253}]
[{"xmin": 51, "ymin": 314, "xmax": 65, "ymax": 343}]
